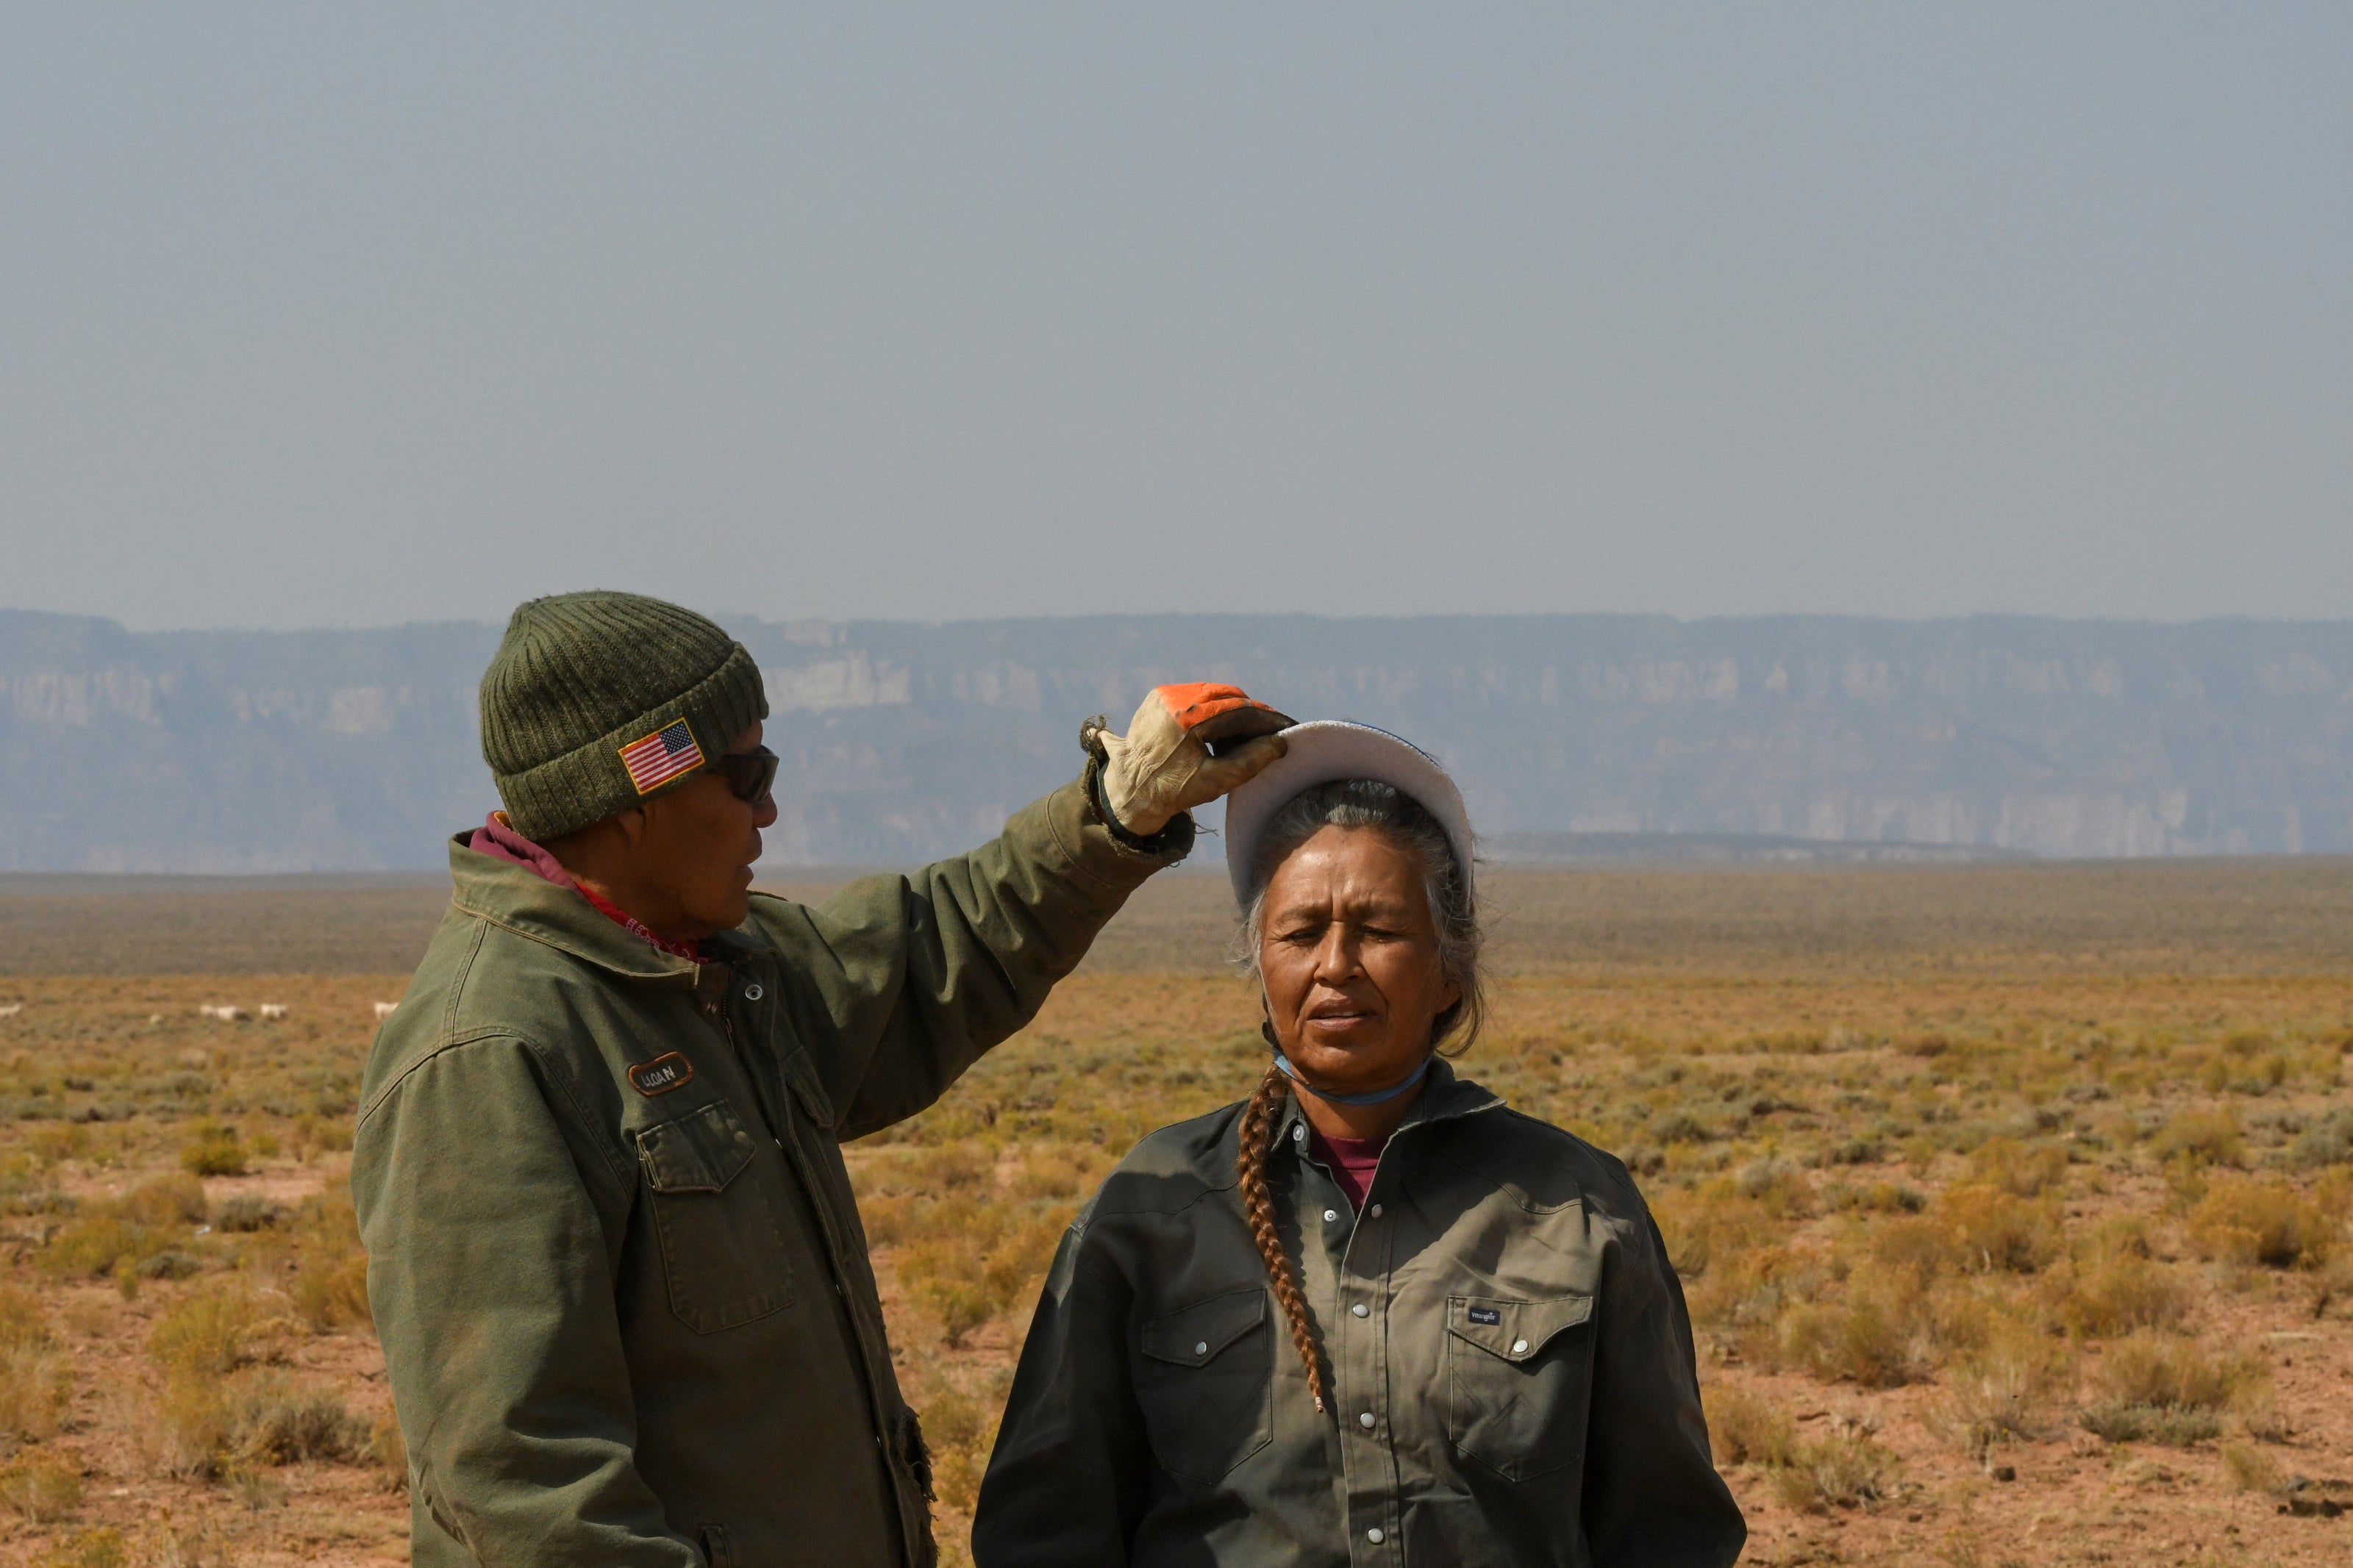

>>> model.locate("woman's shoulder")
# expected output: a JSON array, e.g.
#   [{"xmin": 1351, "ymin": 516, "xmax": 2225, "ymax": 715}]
[
  {"xmin": 1082, "ymin": 1099, "xmax": 1251, "ymax": 1217},
  {"xmin": 1432, "ymin": 1098, "xmax": 1651, "ymax": 1225}
]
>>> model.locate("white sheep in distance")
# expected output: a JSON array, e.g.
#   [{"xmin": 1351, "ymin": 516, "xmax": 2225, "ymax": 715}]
[
  {"xmin": 373, "ymin": 1001, "xmax": 398, "ymax": 1021},
  {"xmin": 0, "ymin": 1004, "xmax": 21, "ymax": 1018},
  {"xmin": 199, "ymin": 1004, "xmax": 251, "ymax": 1022},
  {"xmin": 259, "ymin": 1003, "xmax": 290, "ymax": 1022}
]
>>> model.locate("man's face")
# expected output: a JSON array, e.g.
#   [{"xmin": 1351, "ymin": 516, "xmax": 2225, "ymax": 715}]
[{"xmin": 634, "ymin": 722, "xmax": 778, "ymax": 937}]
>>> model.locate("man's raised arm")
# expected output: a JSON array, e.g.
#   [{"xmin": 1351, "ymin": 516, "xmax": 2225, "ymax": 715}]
[{"xmin": 753, "ymin": 684, "xmax": 1289, "ymax": 1137}]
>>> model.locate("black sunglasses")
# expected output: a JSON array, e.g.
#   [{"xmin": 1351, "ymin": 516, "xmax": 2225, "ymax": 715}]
[{"xmin": 708, "ymin": 746, "xmax": 779, "ymax": 806}]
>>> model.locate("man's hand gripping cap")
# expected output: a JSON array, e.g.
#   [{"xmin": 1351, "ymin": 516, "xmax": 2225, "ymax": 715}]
[{"xmin": 1096, "ymin": 683, "xmax": 1291, "ymax": 837}]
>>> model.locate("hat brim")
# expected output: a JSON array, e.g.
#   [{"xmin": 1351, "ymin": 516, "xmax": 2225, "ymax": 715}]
[{"xmin": 1222, "ymin": 720, "xmax": 1474, "ymax": 905}]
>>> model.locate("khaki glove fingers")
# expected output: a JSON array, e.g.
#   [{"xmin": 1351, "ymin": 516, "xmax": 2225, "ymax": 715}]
[{"xmin": 1182, "ymin": 734, "xmax": 1288, "ymax": 802}]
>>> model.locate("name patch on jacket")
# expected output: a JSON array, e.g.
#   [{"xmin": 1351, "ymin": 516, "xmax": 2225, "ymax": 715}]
[
  {"xmin": 1468, "ymin": 1306, "xmax": 1502, "ymax": 1325},
  {"xmin": 628, "ymin": 1052, "xmax": 695, "ymax": 1096}
]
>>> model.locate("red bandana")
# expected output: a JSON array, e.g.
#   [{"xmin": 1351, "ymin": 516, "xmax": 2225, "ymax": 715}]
[
  {"xmin": 469, "ymin": 813, "xmax": 710, "ymax": 964},
  {"xmin": 574, "ymin": 880, "xmax": 710, "ymax": 964}
]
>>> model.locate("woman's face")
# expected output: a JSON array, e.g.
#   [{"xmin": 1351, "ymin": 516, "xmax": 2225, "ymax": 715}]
[{"xmin": 1258, "ymin": 824, "xmax": 1460, "ymax": 1094}]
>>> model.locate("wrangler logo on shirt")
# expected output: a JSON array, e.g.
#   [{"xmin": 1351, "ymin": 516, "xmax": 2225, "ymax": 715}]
[
  {"xmin": 1468, "ymin": 1306, "xmax": 1502, "ymax": 1325},
  {"xmin": 628, "ymin": 1052, "xmax": 695, "ymax": 1096}
]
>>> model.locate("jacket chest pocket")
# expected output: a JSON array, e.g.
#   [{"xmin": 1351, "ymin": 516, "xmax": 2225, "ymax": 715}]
[
  {"xmin": 1132, "ymin": 1289, "xmax": 1273, "ymax": 1486},
  {"xmin": 1445, "ymin": 1293, "xmax": 1595, "ymax": 1481},
  {"xmin": 638, "ymin": 1100, "xmax": 796, "ymax": 1334}
]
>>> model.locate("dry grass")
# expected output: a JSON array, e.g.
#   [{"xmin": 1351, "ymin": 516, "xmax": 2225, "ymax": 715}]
[
  {"xmin": 33, "ymin": 1531, "xmax": 125, "ymax": 1568},
  {"xmin": 2052, "ymin": 1244, "xmax": 2196, "ymax": 1338},
  {"xmin": 1777, "ymin": 1278, "xmax": 1934, "ymax": 1389},
  {"xmin": 2077, "ymin": 1332, "xmax": 2271, "ymax": 1446},
  {"xmin": 0, "ymin": 864, "xmax": 2346, "ymax": 1563},
  {"xmin": 2153, "ymin": 1108, "xmax": 2248, "ymax": 1170},
  {"xmin": 2190, "ymin": 1174, "xmax": 2334, "ymax": 1268},
  {"xmin": 1705, "ymin": 1383, "xmax": 1796, "ymax": 1467},
  {"xmin": 287, "ymin": 1193, "xmax": 371, "ymax": 1332},
  {"xmin": 1771, "ymin": 1425, "xmax": 1905, "ymax": 1513},
  {"xmin": 0, "ymin": 1455, "xmax": 82, "ymax": 1524},
  {"xmin": 1940, "ymin": 1325, "xmax": 2071, "ymax": 1454},
  {"xmin": 148, "ymin": 1291, "xmax": 257, "ymax": 1383},
  {"xmin": 0, "ymin": 968, "xmax": 396, "ymax": 1564},
  {"xmin": 2220, "ymin": 1437, "xmax": 2282, "ymax": 1494},
  {"xmin": 175, "ymin": 1127, "xmax": 246, "ymax": 1180},
  {"xmin": 0, "ymin": 1286, "xmax": 70, "ymax": 1449},
  {"xmin": 226, "ymin": 1373, "xmax": 370, "ymax": 1466}
]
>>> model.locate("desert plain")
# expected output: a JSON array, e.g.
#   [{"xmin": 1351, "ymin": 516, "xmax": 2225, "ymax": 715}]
[{"xmin": 0, "ymin": 856, "xmax": 2346, "ymax": 1566}]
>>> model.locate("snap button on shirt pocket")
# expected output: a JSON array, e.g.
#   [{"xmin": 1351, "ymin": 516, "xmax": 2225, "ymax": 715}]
[
  {"xmin": 1446, "ymin": 1293, "xmax": 1598, "ymax": 1481},
  {"xmin": 1367, "ymin": 1528, "xmax": 1385, "ymax": 1544},
  {"xmin": 1352, "ymin": 1303, "xmax": 1370, "ymax": 1318},
  {"xmin": 1359, "ymin": 1411, "xmax": 1375, "ymax": 1428},
  {"xmin": 1136, "ymin": 1289, "xmax": 1274, "ymax": 1484}
]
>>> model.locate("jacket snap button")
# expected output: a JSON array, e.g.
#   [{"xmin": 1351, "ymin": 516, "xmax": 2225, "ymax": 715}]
[
  {"xmin": 1513, "ymin": 1338, "xmax": 1529, "ymax": 1354},
  {"xmin": 1194, "ymin": 1341, "xmax": 1208, "ymax": 1356},
  {"xmin": 1351, "ymin": 1303, "xmax": 1369, "ymax": 1318},
  {"xmin": 1366, "ymin": 1527, "xmax": 1385, "ymax": 1543},
  {"xmin": 743, "ymin": 984, "xmax": 763, "ymax": 1001},
  {"xmin": 1358, "ymin": 1411, "xmax": 1375, "ymax": 1428},
  {"xmin": 1323, "ymin": 1209, "xmax": 1338, "ymax": 1222},
  {"xmin": 1369, "ymin": 1203, "xmax": 1383, "ymax": 1218}
]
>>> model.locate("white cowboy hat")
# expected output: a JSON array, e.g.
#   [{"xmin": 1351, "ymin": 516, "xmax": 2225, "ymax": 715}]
[{"xmin": 1221, "ymin": 720, "xmax": 1474, "ymax": 904}]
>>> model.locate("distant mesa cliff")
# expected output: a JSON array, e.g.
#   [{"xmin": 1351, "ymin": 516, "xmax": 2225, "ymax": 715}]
[{"xmin": 2, "ymin": 610, "xmax": 2349, "ymax": 871}]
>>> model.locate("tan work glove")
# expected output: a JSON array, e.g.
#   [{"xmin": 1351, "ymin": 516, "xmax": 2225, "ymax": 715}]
[{"xmin": 1093, "ymin": 683, "xmax": 1292, "ymax": 837}]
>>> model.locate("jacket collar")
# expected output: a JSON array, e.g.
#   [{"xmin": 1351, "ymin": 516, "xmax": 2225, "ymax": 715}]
[
  {"xmin": 446, "ymin": 832, "xmax": 713, "ymax": 987},
  {"xmin": 1274, "ymin": 1055, "xmax": 1503, "ymax": 1149}
]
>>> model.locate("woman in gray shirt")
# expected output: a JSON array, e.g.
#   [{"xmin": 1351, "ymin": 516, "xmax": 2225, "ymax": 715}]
[{"xmin": 975, "ymin": 723, "xmax": 1743, "ymax": 1567}]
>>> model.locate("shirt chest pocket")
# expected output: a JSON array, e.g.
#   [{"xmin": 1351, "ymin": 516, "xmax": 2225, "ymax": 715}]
[
  {"xmin": 1132, "ymin": 1288, "xmax": 1273, "ymax": 1486},
  {"xmin": 1445, "ymin": 1293, "xmax": 1595, "ymax": 1481},
  {"xmin": 638, "ymin": 1100, "xmax": 796, "ymax": 1334}
]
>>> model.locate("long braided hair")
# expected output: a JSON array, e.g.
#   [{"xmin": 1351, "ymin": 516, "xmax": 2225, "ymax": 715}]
[
  {"xmin": 1235, "ymin": 1060, "xmax": 1327, "ymax": 1411},
  {"xmin": 1232, "ymin": 778, "xmax": 1484, "ymax": 1420}
]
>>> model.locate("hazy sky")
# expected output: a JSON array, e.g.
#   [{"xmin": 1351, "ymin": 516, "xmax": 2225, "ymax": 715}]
[{"xmin": 3, "ymin": 5, "xmax": 2346, "ymax": 631}]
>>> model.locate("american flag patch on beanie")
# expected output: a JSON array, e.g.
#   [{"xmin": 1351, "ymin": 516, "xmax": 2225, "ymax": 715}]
[{"xmin": 619, "ymin": 718, "xmax": 705, "ymax": 795}]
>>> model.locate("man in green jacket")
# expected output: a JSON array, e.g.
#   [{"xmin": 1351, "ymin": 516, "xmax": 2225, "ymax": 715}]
[{"xmin": 352, "ymin": 591, "xmax": 1285, "ymax": 1568}]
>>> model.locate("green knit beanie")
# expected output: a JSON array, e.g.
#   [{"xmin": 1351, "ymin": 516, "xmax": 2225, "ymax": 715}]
[{"xmin": 479, "ymin": 591, "xmax": 769, "ymax": 842}]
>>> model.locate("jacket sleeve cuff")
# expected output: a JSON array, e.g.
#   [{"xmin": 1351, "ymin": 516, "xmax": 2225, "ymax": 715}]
[
  {"xmin": 1080, "ymin": 752, "xmax": 1196, "ymax": 859},
  {"xmin": 1037, "ymin": 765, "xmax": 1192, "ymax": 895}
]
